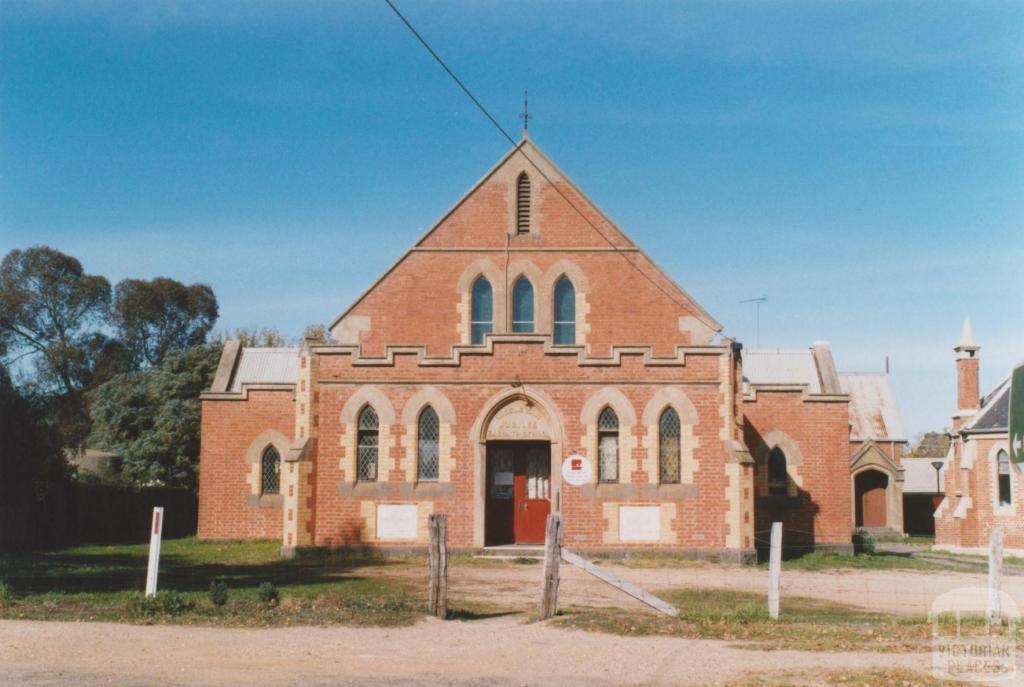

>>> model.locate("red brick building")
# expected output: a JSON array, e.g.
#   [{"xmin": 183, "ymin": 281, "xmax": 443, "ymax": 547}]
[
  {"xmin": 935, "ymin": 320, "xmax": 1023, "ymax": 556},
  {"xmin": 198, "ymin": 137, "xmax": 904, "ymax": 559}
]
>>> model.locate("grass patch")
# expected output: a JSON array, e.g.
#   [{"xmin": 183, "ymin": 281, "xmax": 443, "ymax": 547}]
[
  {"xmin": 725, "ymin": 668, "xmax": 960, "ymax": 686},
  {"xmin": 778, "ymin": 551, "xmax": 949, "ymax": 572},
  {"xmin": 551, "ymin": 587, "xmax": 1006, "ymax": 652},
  {"xmin": 594, "ymin": 554, "xmax": 706, "ymax": 569},
  {"xmin": 0, "ymin": 537, "xmax": 427, "ymax": 627}
]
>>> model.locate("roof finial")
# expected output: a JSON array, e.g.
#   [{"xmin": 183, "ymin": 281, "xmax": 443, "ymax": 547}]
[
  {"xmin": 519, "ymin": 89, "xmax": 532, "ymax": 138},
  {"xmin": 959, "ymin": 317, "xmax": 975, "ymax": 347}
]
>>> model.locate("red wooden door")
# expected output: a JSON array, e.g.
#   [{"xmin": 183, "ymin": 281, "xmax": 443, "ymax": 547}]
[{"xmin": 513, "ymin": 444, "xmax": 550, "ymax": 544}]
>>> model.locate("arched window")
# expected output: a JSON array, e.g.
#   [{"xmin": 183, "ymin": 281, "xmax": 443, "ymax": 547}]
[
  {"xmin": 471, "ymin": 276, "xmax": 493, "ymax": 345},
  {"xmin": 357, "ymin": 405, "xmax": 379, "ymax": 481},
  {"xmin": 261, "ymin": 445, "xmax": 280, "ymax": 495},
  {"xmin": 418, "ymin": 406, "xmax": 439, "ymax": 482},
  {"xmin": 512, "ymin": 276, "xmax": 534, "ymax": 333},
  {"xmin": 553, "ymin": 276, "xmax": 576, "ymax": 345},
  {"xmin": 659, "ymin": 407, "xmax": 680, "ymax": 484},
  {"xmin": 998, "ymin": 449, "xmax": 1012, "ymax": 507},
  {"xmin": 767, "ymin": 447, "xmax": 788, "ymax": 496},
  {"xmin": 598, "ymin": 406, "xmax": 619, "ymax": 483},
  {"xmin": 516, "ymin": 172, "xmax": 531, "ymax": 234}
]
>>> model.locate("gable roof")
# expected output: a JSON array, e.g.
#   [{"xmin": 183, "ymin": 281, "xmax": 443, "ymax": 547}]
[
  {"xmin": 328, "ymin": 136, "xmax": 721, "ymax": 334},
  {"xmin": 963, "ymin": 376, "xmax": 1010, "ymax": 434},
  {"xmin": 743, "ymin": 348, "xmax": 822, "ymax": 393},
  {"xmin": 228, "ymin": 348, "xmax": 299, "ymax": 392},
  {"xmin": 840, "ymin": 373, "xmax": 907, "ymax": 442}
]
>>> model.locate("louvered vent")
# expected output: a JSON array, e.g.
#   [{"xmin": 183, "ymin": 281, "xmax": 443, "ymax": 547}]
[{"xmin": 516, "ymin": 172, "xmax": 531, "ymax": 234}]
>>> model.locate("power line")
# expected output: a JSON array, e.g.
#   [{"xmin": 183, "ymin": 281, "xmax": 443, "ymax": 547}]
[{"xmin": 382, "ymin": 0, "xmax": 699, "ymax": 317}]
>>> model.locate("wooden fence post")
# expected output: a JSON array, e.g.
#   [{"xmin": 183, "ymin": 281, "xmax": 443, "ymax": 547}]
[
  {"xmin": 427, "ymin": 514, "xmax": 448, "ymax": 619},
  {"xmin": 539, "ymin": 514, "xmax": 563, "ymax": 620},
  {"xmin": 987, "ymin": 526, "xmax": 1003, "ymax": 625},
  {"xmin": 768, "ymin": 521, "xmax": 782, "ymax": 620}
]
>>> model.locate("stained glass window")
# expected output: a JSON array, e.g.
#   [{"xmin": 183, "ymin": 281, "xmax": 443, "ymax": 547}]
[
  {"xmin": 998, "ymin": 450, "xmax": 1012, "ymax": 507},
  {"xmin": 357, "ymin": 405, "xmax": 379, "ymax": 481},
  {"xmin": 471, "ymin": 277, "xmax": 493, "ymax": 345},
  {"xmin": 767, "ymin": 447, "xmax": 788, "ymax": 496},
  {"xmin": 512, "ymin": 277, "xmax": 534, "ymax": 333},
  {"xmin": 659, "ymin": 407, "xmax": 680, "ymax": 484},
  {"xmin": 261, "ymin": 446, "xmax": 280, "ymax": 495},
  {"xmin": 418, "ymin": 406, "xmax": 439, "ymax": 481},
  {"xmin": 598, "ymin": 406, "xmax": 618, "ymax": 482},
  {"xmin": 553, "ymin": 276, "xmax": 575, "ymax": 345}
]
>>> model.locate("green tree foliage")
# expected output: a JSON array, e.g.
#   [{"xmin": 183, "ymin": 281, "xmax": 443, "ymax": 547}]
[
  {"xmin": 0, "ymin": 367, "xmax": 71, "ymax": 549},
  {"xmin": 0, "ymin": 247, "xmax": 113, "ymax": 394},
  {"xmin": 88, "ymin": 344, "xmax": 221, "ymax": 489},
  {"xmin": 907, "ymin": 431, "xmax": 950, "ymax": 457},
  {"xmin": 212, "ymin": 327, "xmax": 288, "ymax": 348},
  {"xmin": 112, "ymin": 277, "xmax": 218, "ymax": 368}
]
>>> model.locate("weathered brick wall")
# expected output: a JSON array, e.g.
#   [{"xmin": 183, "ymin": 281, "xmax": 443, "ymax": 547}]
[
  {"xmin": 743, "ymin": 390, "xmax": 853, "ymax": 548},
  {"xmin": 198, "ymin": 390, "xmax": 294, "ymax": 540},
  {"xmin": 936, "ymin": 435, "xmax": 1023, "ymax": 551}
]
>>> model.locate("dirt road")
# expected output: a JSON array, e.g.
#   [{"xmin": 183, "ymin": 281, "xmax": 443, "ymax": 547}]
[{"xmin": 0, "ymin": 617, "xmax": 932, "ymax": 686}]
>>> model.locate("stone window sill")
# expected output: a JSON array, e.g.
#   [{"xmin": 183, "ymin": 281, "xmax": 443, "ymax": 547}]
[{"xmin": 245, "ymin": 494, "xmax": 283, "ymax": 508}]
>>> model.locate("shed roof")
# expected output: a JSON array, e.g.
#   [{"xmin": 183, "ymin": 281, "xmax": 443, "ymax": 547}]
[
  {"xmin": 228, "ymin": 348, "xmax": 299, "ymax": 392},
  {"xmin": 840, "ymin": 373, "xmax": 907, "ymax": 442},
  {"xmin": 743, "ymin": 349, "xmax": 821, "ymax": 393},
  {"xmin": 902, "ymin": 456, "xmax": 947, "ymax": 494},
  {"xmin": 964, "ymin": 377, "xmax": 1010, "ymax": 433}
]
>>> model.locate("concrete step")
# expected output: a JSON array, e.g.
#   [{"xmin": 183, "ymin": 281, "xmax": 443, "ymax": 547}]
[{"xmin": 473, "ymin": 545, "xmax": 545, "ymax": 561}]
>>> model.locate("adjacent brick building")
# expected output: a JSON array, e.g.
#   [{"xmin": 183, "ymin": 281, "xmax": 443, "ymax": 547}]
[
  {"xmin": 935, "ymin": 320, "xmax": 1023, "ymax": 556},
  {"xmin": 198, "ymin": 137, "xmax": 907, "ymax": 559}
]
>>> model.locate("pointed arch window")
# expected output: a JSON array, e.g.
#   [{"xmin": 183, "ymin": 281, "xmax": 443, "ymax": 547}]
[
  {"xmin": 553, "ymin": 276, "xmax": 576, "ymax": 345},
  {"xmin": 516, "ymin": 172, "xmax": 531, "ymax": 234},
  {"xmin": 471, "ymin": 276, "xmax": 493, "ymax": 345},
  {"xmin": 767, "ymin": 447, "xmax": 788, "ymax": 496},
  {"xmin": 418, "ymin": 406, "xmax": 439, "ymax": 482},
  {"xmin": 261, "ymin": 446, "xmax": 280, "ymax": 495},
  {"xmin": 357, "ymin": 405, "xmax": 379, "ymax": 481},
  {"xmin": 598, "ymin": 406, "xmax": 619, "ymax": 483},
  {"xmin": 659, "ymin": 407, "xmax": 681, "ymax": 484},
  {"xmin": 512, "ymin": 276, "xmax": 534, "ymax": 333},
  {"xmin": 998, "ymin": 449, "xmax": 1012, "ymax": 507}
]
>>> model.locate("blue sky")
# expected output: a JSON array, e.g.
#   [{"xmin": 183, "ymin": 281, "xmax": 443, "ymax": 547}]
[{"xmin": 1, "ymin": 1, "xmax": 1022, "ymax": 439}]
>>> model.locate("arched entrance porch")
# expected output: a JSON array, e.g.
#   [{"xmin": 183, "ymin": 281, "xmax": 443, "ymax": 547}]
[{"xmin": 470, "ymin": 389, "xmax": 565, "ymax": 547}]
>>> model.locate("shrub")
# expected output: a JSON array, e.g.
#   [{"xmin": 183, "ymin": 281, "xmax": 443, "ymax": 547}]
[
  {"xmin": 0, "ymin": 580, "xmax": 14, "ymax": 608},
  {"xmin": 127, "ymin": 591, "xmax": 192, "ymax": 617},
  {"xmin": 257, "ymin": 582, "xmax": 279, "ymax": 606},
  {"xmin": 208, "ymin": 578, "xmax": 229, "ymax": 607},
  {"xmin": 853, "ymin": 530, "xmax": 876, "ymax": 555}
]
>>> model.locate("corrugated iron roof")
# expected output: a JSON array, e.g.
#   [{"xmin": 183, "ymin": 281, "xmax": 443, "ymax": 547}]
[
  {"xmin": 902, "ymin": 456, "xmax": 946, "ymax": 494},
  {"xmin": 229, "ymin": 348, "xmax": 299, "ymax": 392},
  {"xmin": 743, "ymin": 349, "xmax": 821, "ymax": 393},
  {"xmin": 840, "ymin": 373, "xmax": 907, "ymax": 442},
  {"xmin": 964, "ymin": 377, "xmax": 1010, "ymax": 433}
]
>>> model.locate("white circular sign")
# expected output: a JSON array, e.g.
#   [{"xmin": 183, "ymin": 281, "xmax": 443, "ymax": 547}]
[{"xmin": 561, "ymin": 453, "xmax": 593, "ymax": 486}]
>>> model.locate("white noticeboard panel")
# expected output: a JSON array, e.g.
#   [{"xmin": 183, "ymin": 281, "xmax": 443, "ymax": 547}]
[
  {"xmin": 377, "ymin": 504, "xmax": 418, "ymax": 540},
  {"xmin": 619, "ymin": 506, "xmax": 661, "ymax": 542}
]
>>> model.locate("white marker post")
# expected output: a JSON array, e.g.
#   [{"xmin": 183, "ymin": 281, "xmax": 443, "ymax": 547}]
[
  {"xmin": 988, "ymin": 526, "xmax": 1003, "ymax": 624},
  {"xmin": 145, "ymin": 507, "xmax": 164, "ymax": 597},
  {"xmin": 768, "ymin": 521, "xmax": 782, "ymax": 620}
]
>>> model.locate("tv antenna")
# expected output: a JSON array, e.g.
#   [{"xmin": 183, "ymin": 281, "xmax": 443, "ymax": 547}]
[{"xmin": 739, "ymin": 297, "xmax": 767, "ymax": 347}]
